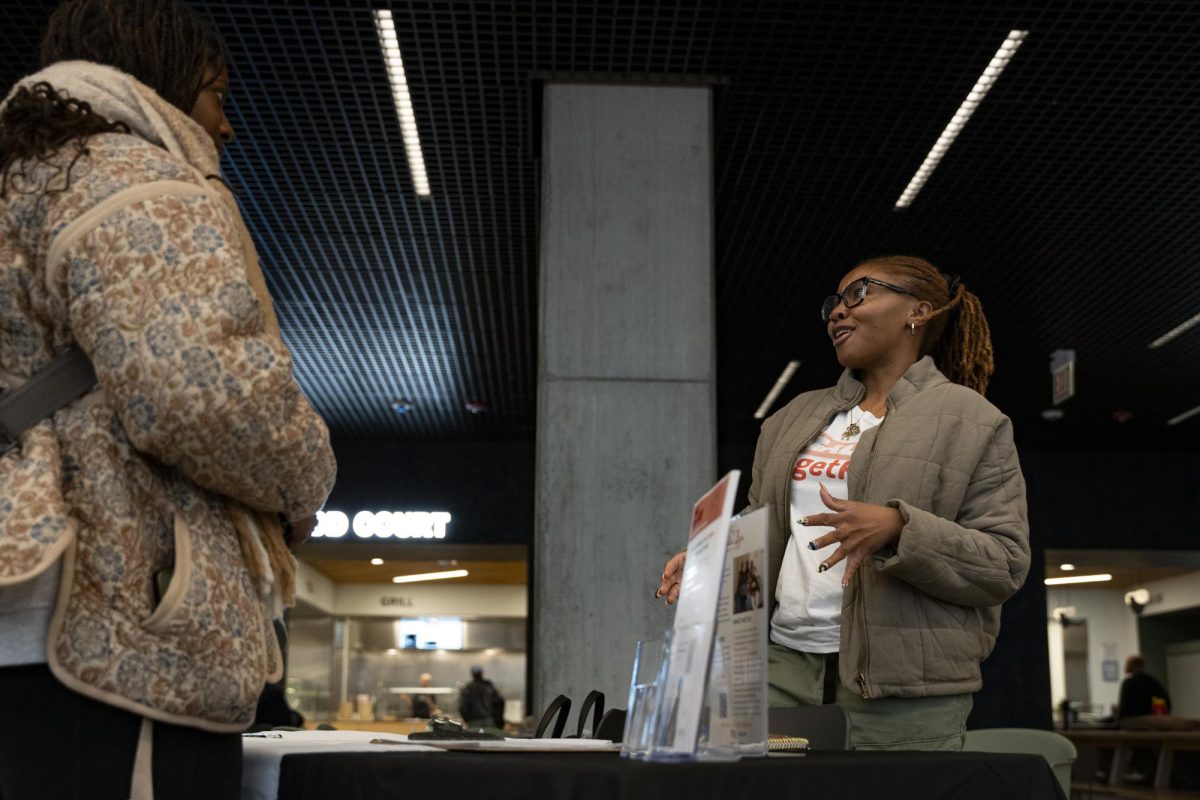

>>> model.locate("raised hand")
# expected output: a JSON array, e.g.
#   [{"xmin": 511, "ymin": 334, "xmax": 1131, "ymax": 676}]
[{"xmin": 800, "ymin": 483, "xmax": 903, "ymax": 587}]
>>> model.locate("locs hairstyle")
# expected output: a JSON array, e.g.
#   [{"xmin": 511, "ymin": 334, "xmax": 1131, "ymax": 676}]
[
  {"xmin": 853, "ymin": 255, "xmax": 996, "ymax": 395},
  {"xmin": 0, "ymin": 0, "xmax": 227, "ymax": 195}
]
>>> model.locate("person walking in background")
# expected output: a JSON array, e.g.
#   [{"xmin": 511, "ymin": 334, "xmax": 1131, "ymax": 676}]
[
  {"xmin": 459, "ymin": 665, "xmax": 504, "ymax": 729},
  {"xmin": 0, "ymin": 1, "xmax": 336, "ymax": 797},
  {"xmin": 658, "ymin": 256, "xmax": 1029, "ymax": 750}
]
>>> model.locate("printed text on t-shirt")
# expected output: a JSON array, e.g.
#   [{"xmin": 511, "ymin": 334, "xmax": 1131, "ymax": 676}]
[{"xmin": 792, "ymin": 431, "xmax": 855, "ymax": 482}]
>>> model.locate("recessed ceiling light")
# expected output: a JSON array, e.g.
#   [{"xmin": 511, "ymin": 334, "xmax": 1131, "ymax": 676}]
[
  {"xmin": 1059, "ymin": 563, "xmax": 1075, "ymax": 571},
  {"xmin": 754, "ymin": 360, "xmax": 801, "ymax": 420},
  {"xmin": 1044, "ymin": 573, "xmax": 1112, "ymax": 586},
  {"xmin": 371, "ymin": 558, "xmax": 384, "ymax": 566},
  {"xmin": 1148, "ymin": 311, "xmax": 1200, "ymax": 349},
  {"xmin": 1167, "ymin": 403, "xmax": 1200, "ymax": 426},
  {"xmin": 894, "ymin": 30, "xmax": 1028, "ymax": 209},
  {"xmin": 392, "ymin": 399, "xmax": 413, "ymax": 414},
  {"xmin": 392, "ymin": 569, "xmax": 469, "ymax": 584},
  {"xmin": 1041, "ymin": 408, "xmax": 1064, "ymax": 421},
  {"xmin": 373, "ymin": 10, "xmax": 431, "ymax": 196}
]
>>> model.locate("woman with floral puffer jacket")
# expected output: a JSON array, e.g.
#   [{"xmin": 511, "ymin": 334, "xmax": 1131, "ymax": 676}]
[{"xmin": 0, "ymin": 2, "xmax": 335, "ymax": 797}]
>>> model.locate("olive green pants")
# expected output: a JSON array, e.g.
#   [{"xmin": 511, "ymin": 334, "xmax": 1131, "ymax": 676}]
[{"xmin": 768, "ymin": 643, "xmax": 972, "ymax": 751}]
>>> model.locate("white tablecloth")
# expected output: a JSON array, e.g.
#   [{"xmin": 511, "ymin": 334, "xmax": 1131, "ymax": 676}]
[{"xmin": 241, "ymin": 730, "xmax": 444, "ymax": 800}]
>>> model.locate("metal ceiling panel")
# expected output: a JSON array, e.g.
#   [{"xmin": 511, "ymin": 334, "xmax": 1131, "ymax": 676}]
[{"xmin": 4, "ymin": 0, "xmax": 1200, "ymax": 448}]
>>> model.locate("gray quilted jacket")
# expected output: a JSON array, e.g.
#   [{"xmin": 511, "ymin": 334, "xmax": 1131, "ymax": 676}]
[{"xmin": 750, "ymin": 356, "xmax": 1030, "ymax": 699}]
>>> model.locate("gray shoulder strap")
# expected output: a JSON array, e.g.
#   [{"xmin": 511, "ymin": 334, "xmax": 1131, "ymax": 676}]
[{"xmin": 0, "ymin": 346, "xmax": 97, "ymax": 453}]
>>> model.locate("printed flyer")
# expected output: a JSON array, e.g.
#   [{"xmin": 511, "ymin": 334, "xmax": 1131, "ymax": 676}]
[
  {"xmin": 652, "ymin": 470, "xmax": 740, "ymax": 757},
  {"xmin": 704, "ymin": 506, "xmax": 769, "ymax": 755}
]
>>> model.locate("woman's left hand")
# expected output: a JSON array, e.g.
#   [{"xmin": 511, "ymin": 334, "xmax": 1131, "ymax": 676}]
[{"xmin": 802, "ymin": 484, "xmax": 904, "ymax": 586}]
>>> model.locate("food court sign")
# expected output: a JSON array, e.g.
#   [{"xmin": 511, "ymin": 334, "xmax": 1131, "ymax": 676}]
[{"xmin": 312, "ymin": 510, "xmax": 452, "ymax": 540}]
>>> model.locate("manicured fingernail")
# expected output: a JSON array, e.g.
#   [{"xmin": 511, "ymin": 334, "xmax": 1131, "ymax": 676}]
[
  {"xmin": 797, "ymin": 517, "xmax": 808, "ymax": 526},
  {"xmin": 655, "ymin": 590, "xmax": 661, "ymax": 598},
  {"xmin": 818, "ymin": 564, "xmax": 828, "ymax": 573},
  {"xmin": 807, "ymin": 541, "xmax": 818, "ymax": 551},
  {"xmin": 841, "ymin": 581, "xmax": 848, "ymax": 589}
]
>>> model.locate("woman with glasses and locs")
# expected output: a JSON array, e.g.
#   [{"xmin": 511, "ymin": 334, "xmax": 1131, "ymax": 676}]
[
  {"xmin": 657, "ymin": 255, "xmax": 1030, "ymax": 750},
  {"xmin": 0, "ymin": 1, "xmax": 336, "ymax": 797}
]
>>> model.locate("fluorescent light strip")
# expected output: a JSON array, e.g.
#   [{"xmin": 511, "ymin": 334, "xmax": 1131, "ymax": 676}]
[
  {"xmin": 1149, "ymin": 311, "xmax": 1200, "ymax": 349},
  {"xmin": 1167, "ymin": 403, "xmax": 1200, "ymax": 426},
  {"xmin": 1044, "ymin": 573, "xmax": 1112, "ymax": 586},
  {"xmin": 373, "ymin": 10, "xmax": 431, "ymax": 196},
  {"xmin": 392, "ymin": 569, "xmax": 469, "ymax": 584},
  {"xmin": 754, "ymin": 360, "xmax": 801, "ymax": 419},
  {"xmin": 895, "ymin": 30, "xmax": 1028, "ymax": 209}
]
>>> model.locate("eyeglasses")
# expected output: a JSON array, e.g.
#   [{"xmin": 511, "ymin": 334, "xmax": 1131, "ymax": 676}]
[{"xmin": 820, "ymin": 277, "xmax": 918, "ymax": 321}]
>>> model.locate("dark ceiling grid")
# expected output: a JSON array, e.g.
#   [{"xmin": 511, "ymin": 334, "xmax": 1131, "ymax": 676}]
[
  {"xmin": 225, "ymin": 108, "xmax": 375, "ymax": 430},
  {"xmin": 218, "ymin": 4, "xmax": 397, "ymax": 434},
  {"xmin": 419, "ymin": 0, "xmax": 511, "ymax": 420},
  {"xmin": 218, "ymin": 1, "xmax": 477, "ymax": 437},
  {"xmin": 930, "ymin": 4, "xmax": 1200, "ymax": 408},
  {"xmin": 5, "ymin": 0, "xmax": 1200, "ymax": 444},
  {"xmin": 415, "ymin": 0, "xmax": 539, "ymax": 427},
  {"xmin": 326, "ymin": 3, "xmax": 470, "ymax": 434},
  {"xmin": 713, "ymin": 8, "xmax": 996, "ymax": 367},
  {"xmin": 388, "ymin": 2, "xmax": 477, "ymax": 432},
  {"xmin": 320, "ymin": 3, "xmax": 437, "ymax": 430}
]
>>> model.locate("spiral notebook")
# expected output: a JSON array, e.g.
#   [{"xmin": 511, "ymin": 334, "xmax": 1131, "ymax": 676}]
[{"xmin": 766, "ymin": 736, "xmax": 810, "ymax": 752}]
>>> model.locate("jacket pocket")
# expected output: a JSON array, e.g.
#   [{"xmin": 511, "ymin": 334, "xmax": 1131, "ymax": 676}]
[{"xmin": 141, "ymin": 513, "xmax": 192, "ymax": 633}]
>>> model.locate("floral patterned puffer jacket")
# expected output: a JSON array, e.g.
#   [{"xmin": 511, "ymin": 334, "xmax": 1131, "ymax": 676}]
[{"xmin": 0, "ymin": 132, "xmax": 336, "ymax": 730}]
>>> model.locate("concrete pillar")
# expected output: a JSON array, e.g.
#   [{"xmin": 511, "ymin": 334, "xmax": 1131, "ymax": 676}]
[{"xmin": 535, "ymin": 83, "xmax": 715, "ymax": 717}]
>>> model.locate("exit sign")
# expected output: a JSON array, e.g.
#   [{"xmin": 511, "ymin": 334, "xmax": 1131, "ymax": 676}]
[{"xmin": 1050, "ymin": 349, "xmax": 1075, "ymax": 406}]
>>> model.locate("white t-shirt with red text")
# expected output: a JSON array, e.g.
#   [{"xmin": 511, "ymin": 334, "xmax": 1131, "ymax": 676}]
[{"xmin": 770, "ymin": 406, "xmax": 882, "ymax": 653}]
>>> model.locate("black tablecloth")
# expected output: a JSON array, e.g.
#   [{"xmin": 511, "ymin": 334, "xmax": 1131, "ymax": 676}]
[{"xmin": 277, "ymin": 749, "xmax": 1066, "ymax": 800}]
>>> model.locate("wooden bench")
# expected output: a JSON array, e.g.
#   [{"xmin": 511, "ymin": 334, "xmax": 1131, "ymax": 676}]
[
  {"xmin": 1070, "ymin": 782, "xmax": 1200, "ymax": 800},
  {"xmin": 1064, "ymin": 730, "xmax": 1200, "ymax": 791}
]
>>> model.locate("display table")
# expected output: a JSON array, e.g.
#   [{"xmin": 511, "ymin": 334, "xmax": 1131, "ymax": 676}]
[
  {"xmin": 1063, "ymin": 729, "xmax": 1200, "ymax": 790},
  {"xmin": 258, "ymin": 743, "xmax": 1065, "ymax": 800}
]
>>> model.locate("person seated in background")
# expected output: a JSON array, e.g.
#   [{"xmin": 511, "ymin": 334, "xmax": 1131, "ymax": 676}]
[
  {"xmin": 1117, "ymin": 654, "xmax": 1175, "ymax": 786},
  {"xmin": 1118, "ymin": 654, "xmax": 1171, "ymax": 722}
]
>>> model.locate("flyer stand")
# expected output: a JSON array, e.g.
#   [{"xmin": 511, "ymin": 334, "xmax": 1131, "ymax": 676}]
[{"xmin": 627, "ymin": 474, "xmax": 769, "ymax": 763}]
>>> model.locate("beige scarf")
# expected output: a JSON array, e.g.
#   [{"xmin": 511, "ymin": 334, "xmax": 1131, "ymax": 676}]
[{"xmin": 9, "ymin": 62, "xmax": 296, "ymax": 610}]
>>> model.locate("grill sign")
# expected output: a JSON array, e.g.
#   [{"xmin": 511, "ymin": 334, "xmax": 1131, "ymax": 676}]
[{"xmin": 313, "ymin": 510, "xmax": 451, "ymax": 540}]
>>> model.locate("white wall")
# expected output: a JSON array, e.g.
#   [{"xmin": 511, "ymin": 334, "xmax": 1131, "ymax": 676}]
[
  {"xmin": 293, "ymin": 561, "xmax": 527, "ymax": 619},
  {"xmin": 1140, "ymin": 571, "xmax": 1200, "ymax": 617},
  {"xmin": 295, "ymin": 558, "xmax": 336, "ymax": 613},
  {"xmin": 334, "ymin": 583, "xmax": 526, "ymax": 618},
  {"xmin": 1045, "ymin": 586, "xmax": 1140, "ymax": 713},
  {"xmin": 1167, "ymin": 641, "xmax": 1200, "ymax": 718}
]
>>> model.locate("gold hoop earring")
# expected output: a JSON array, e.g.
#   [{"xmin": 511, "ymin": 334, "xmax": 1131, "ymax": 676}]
[{"xmin": 909, "ymin": 322, "xmax": 916, "ymax": 335}]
